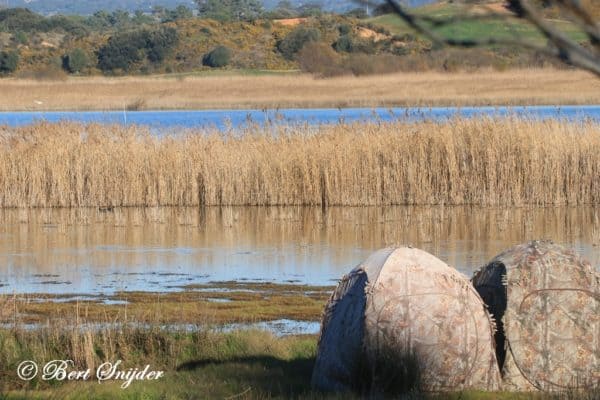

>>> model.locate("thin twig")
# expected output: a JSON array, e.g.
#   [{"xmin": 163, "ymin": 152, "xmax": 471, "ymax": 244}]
[{"xmin": 383, "ymin": 0, "xmax": 600, "ymax": 77}]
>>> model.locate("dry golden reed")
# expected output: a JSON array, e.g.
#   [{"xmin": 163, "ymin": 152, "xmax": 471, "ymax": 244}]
[
  {"xmin": 2, "ymin": 69, "xmax": 600, "ymax": 111},
  {"xmin": 0, "ymin": 117, "xmax": 599, "ymax": 208}
]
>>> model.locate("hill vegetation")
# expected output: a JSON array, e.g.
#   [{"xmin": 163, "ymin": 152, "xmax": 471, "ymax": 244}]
[{"xmin": 0, "ymin": 2, "xmax": 587, "ymax": 78}]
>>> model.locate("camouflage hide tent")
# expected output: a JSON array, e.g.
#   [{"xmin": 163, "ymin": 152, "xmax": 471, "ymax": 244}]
[
  {"xmin": 312, "ymin": 247, "xmax": 501, "ymax": 394},
  {"xmin": 472, "ymin": 241, "xmax": 600, "ymax": 391}
]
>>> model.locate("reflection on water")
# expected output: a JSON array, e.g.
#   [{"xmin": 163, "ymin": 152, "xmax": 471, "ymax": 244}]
[{"xmin": 0, "ymin": 206, "xmax": 598, "ymax": 295}]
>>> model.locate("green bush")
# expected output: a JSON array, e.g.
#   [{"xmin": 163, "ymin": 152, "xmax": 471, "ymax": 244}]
[
  {"xmin": 197, "ymin": 0, "xmax": 264, "ymax": 22},
  {"xmin": 345, "ymin": 8, "xmax": 368, "ymax": 19},
  {"xmin": 63, "ymin": 48, "xmax": 88, "ymax": 73},
  {"xmin": 338, "ymin": 24, "xmax": 352, "ymax": 35},
  {"xmin": 97, "ymin": 30, "xmax": 148, "ymax": 72},
  {"xmin": 0, "ymin": 8, "xmax": 43, "ymax": 32},
  {"xmin": 97, "ymin": 27, "xmax": 178, "ymax": 73},
  {"xmin": 334, "ymin": 34, "xmax": 354, "ymax": 52},
  {"xmin": 334, "ymin": 34, "xmax": 375, "ymax": 54},
  {"xmin": 202, "ymin": 46, "xmax": 232, "ymax": 68},
  {"xmin": 13, "ymin": 31, "xmax": 28, "ymax": 45},
  {"xmin": 0, "ymin": 51, "xmax": 19, "ymax": 74},
  {"xmin": 277, "ymin": 26, "xmax": 321, "ymax": 60},
  {"xmin": 146, "ymin": 27, "xmax": 179, "ymax": 63}
]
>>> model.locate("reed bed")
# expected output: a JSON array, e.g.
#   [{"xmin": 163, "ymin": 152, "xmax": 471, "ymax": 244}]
[{"xmin": 0, "ymin": 118, "xmax": 599, "ymax": 208}]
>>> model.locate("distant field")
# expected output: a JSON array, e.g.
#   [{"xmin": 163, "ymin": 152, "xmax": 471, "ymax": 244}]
[
  {"xmin": 368, "ymin": 3, "xmax": 587, "ymax": 45},
  {"xmin": 1, "ymin": 69, "xmax": 600, "ymax": 111}
]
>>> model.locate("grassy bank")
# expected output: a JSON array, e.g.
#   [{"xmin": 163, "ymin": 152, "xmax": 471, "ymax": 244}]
[
  {"xmin": 1, "ymin": 118, "xmax": 600, "ymax": 208},
  {"xmin": 0, "ymin": 324, "xmax": 597, "ymax": 399},
  {"xmin": 1, "ymin": 285, "xmax": 597, "ymax": 399},
  {"xmin": 1, "ymin": 69, "xmax": 600, "ymax": 111},
  {"xmin": 0, "ymin": 324, "xmax": 320, "ymax": 399}
]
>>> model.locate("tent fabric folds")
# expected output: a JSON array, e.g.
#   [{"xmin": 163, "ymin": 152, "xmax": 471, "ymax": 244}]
[
  {"xmin": 312, "ymin": 247, "xmax": 502, "ymax": 393},
  {"xmin": 472, "ymin": 240, "xmax": 600, "ymax": 391}
]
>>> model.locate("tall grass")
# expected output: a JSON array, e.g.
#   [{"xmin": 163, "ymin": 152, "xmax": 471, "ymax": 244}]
[
  {"xmin": 0, "ymin": 118, "xmax": 599, "ymax": 208},
  {"xmin": 0, "ymin": 293, "xmax": 317, "ymax": 394},
  {"xmin": 0, "ymin": 324, "xmax": 316, "ymax": 393},
  {"xmin": 1, "ymin": 69, "xmax": 600, "ymax": 111}
]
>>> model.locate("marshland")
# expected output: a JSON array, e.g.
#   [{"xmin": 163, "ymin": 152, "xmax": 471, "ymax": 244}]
[
  {"xmin": 1, "ymin": 0, "xmax": 600, "ymax": 397},
  {"xmin": 1, "ymin": 117, "xmax": 600, "ymax": 398},
  {"xmin": 1, "ymin": 118, "xmax": 600, "ymax": 208}
]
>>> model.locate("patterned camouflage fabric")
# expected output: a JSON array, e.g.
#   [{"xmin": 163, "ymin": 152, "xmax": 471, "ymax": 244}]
[
  {"xmin": 311, "ymin": 248, "xmax": 393, "ymax": 392},
  {"xmin": 472, "ymin": 240, "xmax": 600, "ymax": 391},
  {"xmin": 312, "ymin": 247, "xmax": 501, "ymax": 393}
]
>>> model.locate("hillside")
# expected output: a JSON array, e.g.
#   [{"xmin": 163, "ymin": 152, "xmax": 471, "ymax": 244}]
[
  {"xmin": 368, "ymin": 2, "xmax": 587, "ymax": 45},
  {"xmin": 0, "ymin": 2, "xmax": 586, "ymax": 78},
  {"xmin": 0, "ymin": 9, "xmax": 429, "ymax": 76}
]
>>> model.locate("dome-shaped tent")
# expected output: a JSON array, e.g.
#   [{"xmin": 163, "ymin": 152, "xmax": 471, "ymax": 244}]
[
  {"xmin": 472, "ymin": 241, "xmax": 600, "ymax": 391},
  {"xmin": 312, "ymin": 247, "xmax": 501, "ymax": 394}
]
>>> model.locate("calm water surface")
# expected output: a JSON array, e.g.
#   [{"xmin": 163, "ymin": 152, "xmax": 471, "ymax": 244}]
[
  {"xmin": 0, "ymin": 206, "xmax": 598, "ymax": 295},
  {"xmin": 1, "ymin": 105, "xmax": 600, "ymax": 130}
]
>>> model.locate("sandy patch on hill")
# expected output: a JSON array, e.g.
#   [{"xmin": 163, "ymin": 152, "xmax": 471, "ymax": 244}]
[
  {"xmin": 357, "ymin": 27, "xmax": 388, "ymax": 42},
  {"xmin": 273, "ymin": 18, "xmax": 308, "ymax": 27}
]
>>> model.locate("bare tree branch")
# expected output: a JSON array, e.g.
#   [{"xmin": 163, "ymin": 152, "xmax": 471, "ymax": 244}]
[
  {"xmin": 383, "ymin": 0, "xmax": 600, "ymax": 77},
  {"xmin": 516, "ymin": 0, "xmax": 600, "ymax": 74}
]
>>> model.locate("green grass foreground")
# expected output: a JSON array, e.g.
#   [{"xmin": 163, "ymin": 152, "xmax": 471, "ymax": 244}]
[
  {"xmin": 0, "ymin": 328, "xmax": 318, "ymax": 399},
  {"xmin": 0, "ymin": 327, "xmax": 597, "ymax": 400}
]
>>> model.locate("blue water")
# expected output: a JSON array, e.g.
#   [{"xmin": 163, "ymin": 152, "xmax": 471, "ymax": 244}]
[{"xmin": 1, "ymin": 105, "xmax": 599, "ymax": 130}]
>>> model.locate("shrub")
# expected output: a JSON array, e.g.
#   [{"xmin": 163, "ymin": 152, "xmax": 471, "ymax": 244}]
[
  {"xmin": 14, "ymin": 31, "xmax": 28, "ymax": 45},
  {"xmin": 197, "ymin": 0, "xmax": 264, "ymax": 22},
  {"xmin": 345, "ymin": 8, "xmax": 368, "ymax": 19},
  {"xmin": 97, "ymin": 27, "xmax": 178, "ymax": 72},
  {"xmin": 0, "ymin": 51, "xmax": 19, "ymax": 74},
  {"xmin": 146, "ymin": 27, "xmax": 179, "ymax": 63},
  {"xmin": 202, "ymin": 46, "xmax": 232, "ymax": 68},
  {"xmin": 297, "ymin": 42, "xmax": 343, "ymax": 77},
  {"xmin": 334, "ymin": 34, "xmax": 354, "ymax": 53},
  {"xmin": 341, "ymin": 54, "xmax": 404, "ymax": 77},
  {"xmin": 335, "ymin": 34, "xmax": 376, "ymax": 54},
  {"xmin": 63, "ymin": 48, "xmax": 88, "ymax": 73},
  {"xmin": 344, "ymin": 54, "xmax": 377, "ymax": 76},
  {"xmin": 0, "ymin": 8, "xmax": 43, "ymax": 32},
  {"xmin": 277, "ymin": 26, "xmax": 321, "ymax": 60},
  {"xmin": 97, "ymin": 30, "xmax": 148, "ymax": 72},
  {"xmin": 338, "ymin": 24, "xmax": 352, "ymax": 35}
]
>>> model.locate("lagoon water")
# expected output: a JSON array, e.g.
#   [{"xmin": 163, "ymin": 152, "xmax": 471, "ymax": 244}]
[
  {"xmin": 1, "ymin": 105, "xmax": 600, "ymax": 130},
  {"xmin": 0, "ymin": 206, "xmax": 598, "ymax": 296},
  {"xmin": 2, "ymin": 107, "xmax": 600, "ymax": 301}
]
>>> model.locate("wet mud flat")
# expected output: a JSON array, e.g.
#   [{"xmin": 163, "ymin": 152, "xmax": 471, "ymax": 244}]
[{"xmin": 0, "ymin": 282, "xmax": 334, "ymax": 336}]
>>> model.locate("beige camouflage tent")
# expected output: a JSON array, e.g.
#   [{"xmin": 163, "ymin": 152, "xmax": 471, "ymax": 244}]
[
  {"xmin": 472, "ymin": 240, "xmax": 600, "ymax": 391},
  {"xmin": 312, "ymin": 247, "xmax": 501, "ymax": 394}
]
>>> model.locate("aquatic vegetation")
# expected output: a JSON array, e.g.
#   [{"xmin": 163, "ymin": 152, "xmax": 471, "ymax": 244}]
[
  {"xmin": 0, "ymin": 283, "xmax": 332, "ymax": 326},
  {"xmin": 0, "ymin": 118, "xmax": 599, "ymax": 207}
]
